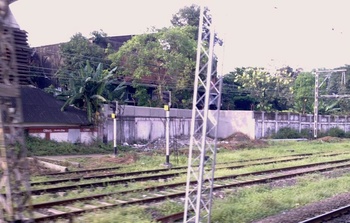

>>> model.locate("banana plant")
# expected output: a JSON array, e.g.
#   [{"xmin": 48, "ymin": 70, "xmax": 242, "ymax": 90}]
[{"xmin": 60, "ymin": 61, "xmax": 125, "ymax": 123}]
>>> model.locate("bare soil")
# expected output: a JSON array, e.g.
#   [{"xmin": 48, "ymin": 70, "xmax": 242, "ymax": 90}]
[{"xmin": 218, "ymin": 132, "xmax": 268, "ymax": 150}]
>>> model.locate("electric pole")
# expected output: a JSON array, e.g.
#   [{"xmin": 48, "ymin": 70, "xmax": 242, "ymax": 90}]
[
  {"xmin": 313, "ymin": 69, "xmax": 347, "ymax": 138},
  {"xmin": 0, "ymin": 0, "xmax": 33, "ymax": 221},
  {"xmin": 183, "ymin": 4, "xmax": 223, "ymax": 222}
]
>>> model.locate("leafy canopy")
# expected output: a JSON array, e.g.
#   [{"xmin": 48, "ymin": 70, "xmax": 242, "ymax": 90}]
[{"xmin": 108, "ymin": 26, "xmax": 197, "ymax": 108}]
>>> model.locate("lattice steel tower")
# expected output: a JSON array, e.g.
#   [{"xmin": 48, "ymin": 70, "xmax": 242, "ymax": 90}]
[
  {"xmin": 0, "ymin": 0, "xmax": 33, "ymax": 222},
  {"xmin": 183, "ymin": 4, "xmax": 223, "ymax": 223}
]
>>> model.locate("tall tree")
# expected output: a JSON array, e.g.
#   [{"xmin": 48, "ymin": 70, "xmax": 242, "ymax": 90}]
[
  {"xmin": 57, "ymin": 33, "xmax": 110, "ymax": 89},
  {"xmin": 293, "ymin": 72, "xmax": 314, "ymax": 114},
  {"xmin": 171, "ymin": 4, "xmax": 222, "ymax": 45},
  {"xmin": 108, "ymin": 26, "xmax": 197, "ymax": 108},
  {"xmin": 222, "ymin": 68, "xmax": 254, "ymax": 110},
  {"xmin": 234, "ymin": 67, "xmax": 296, "ymax": 111}
]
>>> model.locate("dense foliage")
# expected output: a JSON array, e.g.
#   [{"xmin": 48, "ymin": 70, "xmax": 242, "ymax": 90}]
[
  {"xmin": 108, "ymin": 26, "xmax": 198, "ymax": 108},
  {"xmin": 35, "ymin": 4, "xmax": 350, "ymax": 120}
]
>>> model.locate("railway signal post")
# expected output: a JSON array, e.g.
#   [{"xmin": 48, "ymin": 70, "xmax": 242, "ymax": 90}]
[
  {"xmin": 110, "ymin": 101, "xmax": 118, "ymax": 157},
  {"xmin": 163, "ymin": 91, "xmax": 172, "ymax": 167}
]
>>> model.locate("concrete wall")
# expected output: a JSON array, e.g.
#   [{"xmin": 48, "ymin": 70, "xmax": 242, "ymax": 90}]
[
  {"xmin": 103, "ymin": 105, "xmax": 193, "ymax": 143},
  {"xmin": 27, "ymin": 127, "xmax": 97, "ymax": 143},
  {"xmin": 103, "ymin": 105, "xmax": 256, "ymax": 143},
  {"xmin": 254, "ymin": 111, "xmax": 350, "ymax": 139},
  {"xmin": 212, "ymin": 110, "xmax": 255, "ymax": 139}
]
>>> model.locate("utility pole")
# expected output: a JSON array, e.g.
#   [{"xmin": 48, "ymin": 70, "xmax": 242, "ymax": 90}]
[
  {"xmin": 163, "ymin": 91, "xmax": 171, "ymax": 167},
  {"xmin": 313, "ymin": 69, "xmax": 347, "ymax": 138},
  {"xmin": 0, "ymin": 0, "xmax": 34, "ymax": 221},
  {"xmin": 183, "ymin": 4, "xmax": 223, "ymax": 222}
]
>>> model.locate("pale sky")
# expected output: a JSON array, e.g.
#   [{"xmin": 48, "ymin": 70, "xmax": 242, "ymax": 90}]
[{"xmin": 10, "ymin": 0, "xmax": 350, "ymax": 74}]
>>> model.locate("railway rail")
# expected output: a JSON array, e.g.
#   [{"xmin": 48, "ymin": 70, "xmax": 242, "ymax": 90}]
[
  {"xmin": 32, "ymin": 151, "xmax": 345, "ymax": 187},
  {"xmin": 27, "ymin": 157, "xmax": 350, "ymax": 222},
  {"xmin": 37, "ymin": 151, "xmax": 324, "ymax": 177},
  {"xmin": 31, "ymin": 155, "xmax": 310, "ymax": 187},
  {"xmin": 299, "ymin": 204, "xmax": 350, "ymax": 223},
  {"xmin": 29, "ymin": 155, "xmax": 350, "ymax": 195}
]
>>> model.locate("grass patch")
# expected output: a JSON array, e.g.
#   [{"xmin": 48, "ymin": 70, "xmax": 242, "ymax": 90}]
[
  {"xmin": 211, "ymin": 173, "xmax": 350, "ymax": 222},
  {"xmin": 76, "ymin": 205, "xmax": 155, "ymax": 223}
]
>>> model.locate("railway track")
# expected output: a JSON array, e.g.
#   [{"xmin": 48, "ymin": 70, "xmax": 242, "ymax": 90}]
[
  {"xmin": 299, "ymin": 204, "xmax": 350, "ymax": 223},
  {"xmin": 37, "ymin": 151, "xmax": 325, "ymax": 178},
  {"xmin": 31, "ymin": 155, "xmax": 309, "ymax": 187},
  {"xmin": 28, "ymin": 157, "xmax": 350, "ymax": 222},
  {"xmin": 29, "ymin": 154, "xmax": 349, "ymax": 195},
  {"xmin": 32, "ymin": 151, "xmax": 345, "ymax": 187}
]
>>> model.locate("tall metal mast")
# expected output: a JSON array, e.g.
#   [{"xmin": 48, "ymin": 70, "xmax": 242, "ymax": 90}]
[
  {"xmin": 183, "ymin": 4, "xmax": 223, "ymax": 223},
  {"xmin": 0, "ymin": 0, "xmax": 33, "ymax": 221},
  {"xmin": 313, "ymin": 69, "xmax": 347, "ymax": 138}
]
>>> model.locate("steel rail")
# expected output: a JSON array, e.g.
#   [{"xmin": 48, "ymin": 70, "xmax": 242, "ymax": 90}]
[
  {"xmin": 299, "ymin": 204, "xmax": 350, "ymax": 223},
  {"xmin": 27, "ymin": 157, "xmax": 350, "ymax": 195},
  {"xmin": 39, "ymin": 151, "xmax": 321, "ymax": 177},
  {"xmin": 31, "ymin": 155, "xmax": 309, "ymax": 186},
  {"xmin": 30, "ymin": 152, "xmax": 350, "ymax": 187}
]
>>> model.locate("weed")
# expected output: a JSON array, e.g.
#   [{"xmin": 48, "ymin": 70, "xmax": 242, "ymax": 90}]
[
  {"xmin": 272, "ymin": 127, "xmax": 301, "ymax": 139},
  {"xmin": 326, "ymin": 127, "xmax": 346, "ymax": 138}
]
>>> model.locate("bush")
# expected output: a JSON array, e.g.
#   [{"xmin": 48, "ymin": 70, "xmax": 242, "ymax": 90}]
[
  {"xmin": 326, "ymin": 127, "xmax": 346, "ymax": 138},
  {"xmin": 272, "ymin": 127, "xmax": 301, "ymax": 139},
  {"xmin": 25, "ymin": 136, "xmax": 132, "ymax": 156},
  {"xmin": 300, "ymin": 128, "xmax": 313, "ymax": 139}
]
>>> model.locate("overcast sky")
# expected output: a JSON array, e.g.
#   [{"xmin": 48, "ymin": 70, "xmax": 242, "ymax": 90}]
[{"xmin": 10, "ymin": 0, "xmax": 350, "ymax": 73}]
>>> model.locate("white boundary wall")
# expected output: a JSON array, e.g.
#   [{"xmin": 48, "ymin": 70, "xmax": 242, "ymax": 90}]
[
  {"xmin": 103, "ymin": 105, "xmax": 193, "ymax": 143},
  {"xmin": 254, "ymin": 111, "xmax": 350, "ymax": 139},
  {"xmin": 102, "ymin": 105, "xmax": 350, "ymax": 142}
]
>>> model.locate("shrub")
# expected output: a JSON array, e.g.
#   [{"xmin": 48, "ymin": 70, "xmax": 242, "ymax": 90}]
[
  {"xmin": 272, "ymin": 127, "xmax": 301, "ymax": 139},
  {"xmin": 300, "ymin": 128, "xmax": 313, "ymax": 139},
  {"xmin": 326, "ymin": 127, "xmax": 346, "ymax": 138},
  {"xmin": 25, "ymin": 136, "xmax": 132, "ymax": 156}
]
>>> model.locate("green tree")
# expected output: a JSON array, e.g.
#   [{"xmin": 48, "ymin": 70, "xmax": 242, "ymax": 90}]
[
  {"xmin": 271, "ymin": 66, "xmax": 297, "ymax": 111},
  {"xmin": 171, "ymin": 4, "xmax": 222, "ymax": 45},
  {"xmin": 293, "ymin": 72, "xmax": 314, "ymax": 114},
  {"xmin": 222, "ymin": 69, "xmax": 252, "ymax": 110},
  {"xmin": 234, "ymin": 67, "xmax": 273, "ymax": 111},
  {"xmin": 108, "ymin": 26, "xmax": 197, "ymax": 108},
  {"xmin": 293, "ymin": 72, "xmax": 315, "ymax": 114},
  {"xmin": 234, "ymin": 67, "xmax": 295, "ymax": 111},
  {"xmin": 60, "ymin": 62, "xmax": 124, "ymax": 123},
  {"xmin": 57, "ymin": 32, "xmax": 110, "ymax": 88}
]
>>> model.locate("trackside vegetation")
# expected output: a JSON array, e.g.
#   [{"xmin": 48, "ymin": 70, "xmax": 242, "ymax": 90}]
[{"xmin": 27, "ymin": 136, "xmax": 350, "ymax": 223}]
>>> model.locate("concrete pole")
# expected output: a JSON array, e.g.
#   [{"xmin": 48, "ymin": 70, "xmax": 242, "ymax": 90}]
[{"xmin": 165, "ymin": 109, "xmax": 170, "ymax": 165}]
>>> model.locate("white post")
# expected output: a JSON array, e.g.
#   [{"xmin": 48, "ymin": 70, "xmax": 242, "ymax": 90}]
[
  {"xmin": 165, "ymin": 109, "xmax": 170, "ymax": 164},
  {"xmin": 113, "ymin": 101, "xmax": 118, "ymax": 157},
  {"xmin": 164, "ymin": 91, "xmax": 171, "ymax": 167},
  {"xmin": 314, "ymin": 71, "xmax": 319, "ymax": 138}
]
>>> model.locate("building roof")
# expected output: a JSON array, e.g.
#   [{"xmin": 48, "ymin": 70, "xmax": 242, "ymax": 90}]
[{"xmin": 21, "ymin": 86, "xmax": 91, "ymax": 125}]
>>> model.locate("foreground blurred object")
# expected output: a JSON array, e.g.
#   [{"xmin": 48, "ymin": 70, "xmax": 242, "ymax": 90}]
[{"xmin": 0, "ymin": 0, "xmax": 33, "ymax": 222}]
